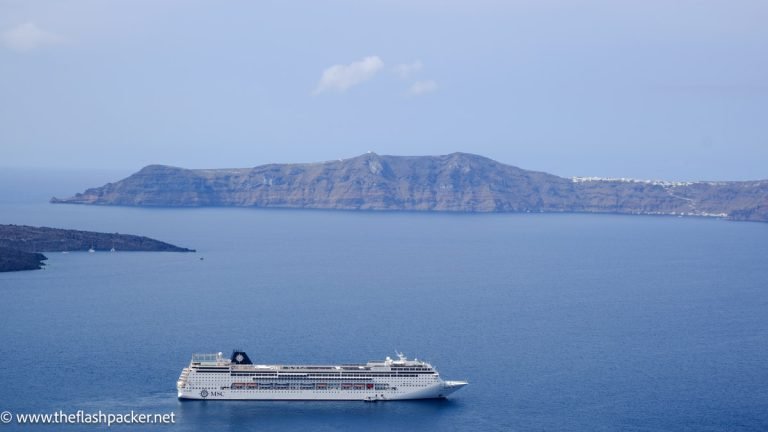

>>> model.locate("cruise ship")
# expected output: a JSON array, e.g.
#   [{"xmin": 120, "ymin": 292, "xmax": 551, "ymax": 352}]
[{"xmin": 177, "ymin": 350, "xmax": 468, "ymax": 401}]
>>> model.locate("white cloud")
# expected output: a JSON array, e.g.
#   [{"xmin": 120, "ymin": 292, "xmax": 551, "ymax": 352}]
[
  {"xmin": 314, "ymin": 56, "xmax": 384, "ymax": 94},
  {"xmin": 1, "ymin": 22, "xmax": 64, "ymax": 52},
  {"xmin": 409, "ymin": 80, "xmax": 438, "ymax": 96},
  {"xmin": 393, "ymin": 61, "xmax": 423, "ymax": 79}
]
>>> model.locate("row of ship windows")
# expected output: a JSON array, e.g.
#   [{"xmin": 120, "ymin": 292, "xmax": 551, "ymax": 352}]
[
  {"xmin": 230, "ymin": 375, "xmax": 429, "ymax": 378},
  {"xmin": 187, "ymin": 383, "xmax": 428, "ymax": 390},
  {"xmin": 279, "ymin": 366, "xmax": 431, "ymax": 371},
  {"xmin": 191, "ymin": 378, "xmax": 433, "ymax": 383},
  {"xmin": 230, "ymin": 371, "xmax": 436, "ymax": 374},
  {"xmin": 189, "ymin": 377, "xmax": 436, "ymax": 385},
  {"xmin": 206, "ymin": 373, "xmax": 429, "ymax": 378},
  {"xmin": 199, "ymin": 367, "xmax": 430, "ymax": 371},
  {"xmin": 193, "ymin": 374, "xmax": 431, "ymax": 377},
  {"xmin": 189, "ymin": 375, "xmax": 438, "ymax": 381},
  {"xmin": 391, "ymin": 368, "xmax": 431, "ymax": 371},
  {"xmin": 230, "ymin": 383, "xmax": 390, "ymax": 390},
  {"xmin": 189, "ymin": 389, "xmax": 398, "ymax": 394}
]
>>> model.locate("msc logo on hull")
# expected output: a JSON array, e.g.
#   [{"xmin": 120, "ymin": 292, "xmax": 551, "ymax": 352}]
[{"xmin": 200, "ymin": 390, "xmax": 224, "ymax": 398}]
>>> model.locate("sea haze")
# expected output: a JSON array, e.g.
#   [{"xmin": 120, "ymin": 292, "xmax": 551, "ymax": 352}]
[{"xmin": 1, "ymin": 175, "xmax": 767, "ymax": 431}]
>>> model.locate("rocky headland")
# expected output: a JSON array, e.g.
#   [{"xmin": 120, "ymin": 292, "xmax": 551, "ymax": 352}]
[
  {"xmin": 0, "ymin": 247, "xmax": 48, "ymax": 272},
  {"xmin": 50, "ymin": 153, "xmax": 768, "ymax": 223},
  {"xmin": 0, "ymin": 224, "xmax": 195, "ymax": 272}
]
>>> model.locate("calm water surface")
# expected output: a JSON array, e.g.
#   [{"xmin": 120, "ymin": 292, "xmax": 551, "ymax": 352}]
[{"xmin": 1, "ymin": 187, "xmax": 767, "ymax": 431}]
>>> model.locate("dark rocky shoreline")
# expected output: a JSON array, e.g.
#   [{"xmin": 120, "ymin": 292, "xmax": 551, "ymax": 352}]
[
  {"xmin": 0, "ymin": 224, "xmax": 194, "ymax": 272},
  {"xmin": 0, "ymin": 247, "xmax": 48, "ymax": 272}
]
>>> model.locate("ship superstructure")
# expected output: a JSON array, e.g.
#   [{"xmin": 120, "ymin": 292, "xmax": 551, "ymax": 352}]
[{"xmin": 177, "ymin": 351, "xmax": 468, "ymax": 401}]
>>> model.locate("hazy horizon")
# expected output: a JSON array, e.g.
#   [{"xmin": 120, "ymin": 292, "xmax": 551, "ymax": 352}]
[
  {"xmin": 2, "ymin": 0, "xmax": 766, "ymax": 181},
  {"xmin": 3, "ymin": 149, "xmax": 768, "ymax": 184}
]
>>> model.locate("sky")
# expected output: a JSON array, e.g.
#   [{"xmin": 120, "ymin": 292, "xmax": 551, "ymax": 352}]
[{"xmin": 1, "ymin": 0, "xmax": 766, "ymax": 181}]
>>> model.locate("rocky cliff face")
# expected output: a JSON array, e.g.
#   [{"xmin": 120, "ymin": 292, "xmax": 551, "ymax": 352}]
[{"xmin": 51, "ymin": 153, "xmax": 768, "ymax": 222}]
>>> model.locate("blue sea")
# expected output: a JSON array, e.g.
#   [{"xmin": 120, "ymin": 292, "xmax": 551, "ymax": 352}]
[{"xmin": 1, "ymin": 170, "xmax": 767, "ymax": 431}]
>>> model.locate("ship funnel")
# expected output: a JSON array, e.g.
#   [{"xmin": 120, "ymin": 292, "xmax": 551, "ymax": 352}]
[{"xmin": 231, "ymin": 350, "xmax": 253, "ymax": 365}]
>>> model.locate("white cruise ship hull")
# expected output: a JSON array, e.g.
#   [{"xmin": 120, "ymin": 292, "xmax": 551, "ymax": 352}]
[
  {"xmin": 178, "ymin": 381, "xmax": 467, "ymax": 401},
  {"xmin": 177, "ymin": 351, "xmax": 468, "ymax": 402}
]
